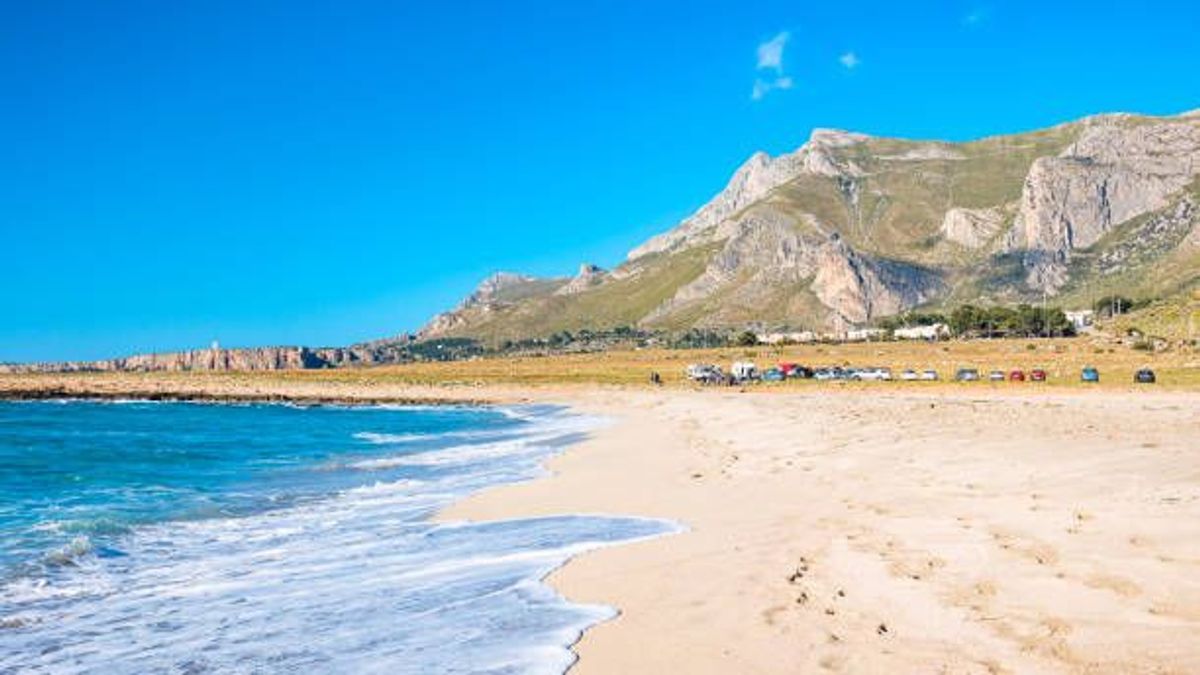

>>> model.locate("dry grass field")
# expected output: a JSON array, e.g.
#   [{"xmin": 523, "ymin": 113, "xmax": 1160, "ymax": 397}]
[
  {"xmin": 2, "ymin": 337, "xmax": 1197, "ymax": 398},
  {"xmin": 344, "ymin": 337, "xmax": 1198, "ymax": 387}
]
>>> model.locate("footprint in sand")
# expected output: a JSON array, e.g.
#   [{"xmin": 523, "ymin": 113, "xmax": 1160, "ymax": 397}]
[
  {"xmin": 989, "ymin": 528, "xmax": 1060, "ymax": 566},
  {"xmin": 1083, "ymin": 574, "xmax": 1142, "ymax": 598}
]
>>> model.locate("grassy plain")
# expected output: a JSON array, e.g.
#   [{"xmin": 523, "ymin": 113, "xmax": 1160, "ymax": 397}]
[{"xmin": 2, "ymin": 337, "xmax": 1197, "ymax": 398}]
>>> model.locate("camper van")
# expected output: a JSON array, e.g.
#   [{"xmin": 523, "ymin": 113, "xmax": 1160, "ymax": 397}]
[{"xmin": 730, "ymin": 361, "xmax": 758, "ymax": 382}]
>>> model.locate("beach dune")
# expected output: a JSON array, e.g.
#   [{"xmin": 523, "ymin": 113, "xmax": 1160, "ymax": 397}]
[{"xmin": 443, "ymin": 389, "xmax": 1200, "ymax": 674}]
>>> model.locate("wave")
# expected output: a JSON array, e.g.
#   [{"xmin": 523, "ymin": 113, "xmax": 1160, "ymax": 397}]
[
  {"xmin": 40, "ymin": 536, "xmax": 94, "ymax": 568},
  {"xmin": 0, "ymin": 402, "xmax": 667, "ymax": 674},
  {"xmin": 352, "ymin": 428, "xmax": 500, "ymax": 445}
]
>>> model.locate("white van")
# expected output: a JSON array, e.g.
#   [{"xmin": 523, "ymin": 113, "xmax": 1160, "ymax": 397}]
[{"xmin": 730, "ymin": 361, "xmax": 758, "ymax": 381}]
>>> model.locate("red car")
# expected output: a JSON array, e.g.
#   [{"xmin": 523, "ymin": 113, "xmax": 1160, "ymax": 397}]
[
  {"xmin": 1009, "ymin": 370, "xmax": 1026, "ymax": 382},
  {"xmin": 1030, "ymin": 369, "xmax": 1048, "ymax": 382}
]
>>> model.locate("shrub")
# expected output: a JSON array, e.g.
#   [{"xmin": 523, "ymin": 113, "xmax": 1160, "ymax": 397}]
[{"xmin": 733, "ymin": 331, "xmax": 759, "ymax": 347}]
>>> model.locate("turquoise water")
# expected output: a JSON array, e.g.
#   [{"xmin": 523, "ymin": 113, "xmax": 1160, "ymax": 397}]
[{"xmin": 0, "ymin": 400, "xmax": 672, "ymax": 673}]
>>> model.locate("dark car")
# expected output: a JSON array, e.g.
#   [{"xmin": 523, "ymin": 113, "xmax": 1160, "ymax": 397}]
[
  {"xmin": 1030, "ymin": 369, "xmax": 1048, "ymax": 382},
  {"xmin": 955, "ymin": 368, "xmax": 980, "ymax": 382},
  {"xmin": 1081, "ymin": 366, "xmax": 1100, "ymax": 383},
  {"xmin": 1009, "ymin": 370, "xmax": 1026, "ymax": 382},
  {"xmin": 790, "ymin": 366, "xmax": 814, "ymax": 379},
  {"xmin": 1134, "ymin": 368, "xmax": 1156, "ymax": 384}
]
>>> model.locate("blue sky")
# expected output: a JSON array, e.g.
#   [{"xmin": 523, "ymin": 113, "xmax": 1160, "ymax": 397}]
[{"xmin": 3, "ymin": 1, "xmax": 1198, "ymax": 362}]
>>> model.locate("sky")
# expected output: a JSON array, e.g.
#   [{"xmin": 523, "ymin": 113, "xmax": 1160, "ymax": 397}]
[{"xmin": 2, "ymin": 1, "xmax": 1198, "ymax": 362}]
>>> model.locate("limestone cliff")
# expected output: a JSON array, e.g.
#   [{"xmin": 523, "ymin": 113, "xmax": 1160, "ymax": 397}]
[
  {"xmin": 1007, "ymin": 117, "xmax": 1200, "ymax": 290},
  {"xmin": 0, "ymin": 345, "xmax": 405, "ymax": 373}
]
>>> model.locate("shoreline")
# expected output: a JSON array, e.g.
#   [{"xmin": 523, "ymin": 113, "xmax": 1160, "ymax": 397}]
[
  {"xmin": 0, "ymin": 388, "xmax": 496, "ymax": 407},
  {"xmin": 442, "ymin": 387, "xmax": 1200, "ymax": 674}
]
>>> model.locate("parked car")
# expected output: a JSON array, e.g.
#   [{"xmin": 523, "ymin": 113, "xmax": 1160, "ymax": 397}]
[
  {"xmin": 1081, "ymin": 366, "xmax": 1100, "ymax": 383},
  {"xmin": 1030, "ymin": 369, "xmax": 1048, "ymax": 382},
  {"xmin": 1009, "ymin": 370, "xmax": 1026, "ymax": 382},
  {"xmin": 686, "ymin": 364, "xmax": 723, "ymax": 383},
  {"xmin": 988, "ymin": 370, "xmax": 1006, "ymax": 382},
  {"xmin": 852, "ymin": 367, "xmax": 892, "ymax": 381},
  {"xmin": 955, "ymin": 368, "xmax": 980, "ymax": 382},
  {"xmin": 1134, "ymin": 368, "xmax": 1156, "ymax": 384},
  {"xmin": 900, "ymin": 369, "xmax": 919, "ymax": 381},
  {"xmin": 762, "ymin": 367, "xmax": 785, "ymax": 382},
  {"xmin": 813, "ymin": 367, "xmax": 838, "ymax": 381},
  {"xmin": 920, "ymin": 369, "xmax": 939, "ymax": 381},
  {"xmin": 789, "ymin": 366, "xmax": 814, "ymax": 379}
]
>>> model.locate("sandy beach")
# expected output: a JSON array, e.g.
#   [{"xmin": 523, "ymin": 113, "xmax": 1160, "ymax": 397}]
[
  {"xmin": 442, "ymin": 387, "xmax": 1200, "ymax": 674},
  {"xmin": 4, "ymin": 371, "xmax": 1199, "ymax": 672}
]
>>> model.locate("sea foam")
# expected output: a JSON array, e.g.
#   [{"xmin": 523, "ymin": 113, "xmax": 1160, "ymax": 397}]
[{"xmin": 0, "ymin": 401, "xmax": 674, "ymax": 673}]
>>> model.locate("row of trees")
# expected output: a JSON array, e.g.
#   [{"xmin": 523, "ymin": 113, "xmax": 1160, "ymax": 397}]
[
  {"xmin": 497, "ymin": 325, "xmax": 650, "ymax": 352},
  {"xmin": 947, "ymin": 304, "xmax": 1074, "ymax": 338},
  {"xmin": 417, "ymin": 301, "xmax": 1095, "ymax": 359}
]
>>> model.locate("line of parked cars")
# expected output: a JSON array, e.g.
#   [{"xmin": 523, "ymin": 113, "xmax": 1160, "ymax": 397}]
[{"xmin": 686, "ymin": 363, "xmax": 1158, "ymax": 385}]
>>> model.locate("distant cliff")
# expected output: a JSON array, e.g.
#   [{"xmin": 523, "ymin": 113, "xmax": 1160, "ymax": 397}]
[{"xmin": 0, "ymin": 344, "xmax": 411, "ymax": 374}]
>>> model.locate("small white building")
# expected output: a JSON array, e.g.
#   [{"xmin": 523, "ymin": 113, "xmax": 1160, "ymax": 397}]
[
  {"xmin": 893, "ymin": 323, "xmax": 950, "ymax": 340},
  {"xmin": 844, "ymin": 328, "xmax": 887, "ymax": 342},
  {"xmin": 1065, "ymin": 310, "xmax": 1095, "ymax": 331},
  {"xmin": 757, "ymin": 331, "xmax": 818, "ymax": 345}
]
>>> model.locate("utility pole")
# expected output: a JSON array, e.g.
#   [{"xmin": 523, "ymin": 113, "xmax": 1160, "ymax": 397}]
[{"xmin": 1042, "ymin": 288, "xmax": 1048, "ymax": 339}]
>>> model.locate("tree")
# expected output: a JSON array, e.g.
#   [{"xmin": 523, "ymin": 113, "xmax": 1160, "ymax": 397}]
[
  {"xmin": 949, "ymin": 305, "xmax": 984, "ymax": 336},
  {"xmin": 1094, "ymin": 295, "xmax": 1134, "ymax": 318},
  {"xmin": 733, "ymin": 330, "xmax": 759, "ymax": 347}
]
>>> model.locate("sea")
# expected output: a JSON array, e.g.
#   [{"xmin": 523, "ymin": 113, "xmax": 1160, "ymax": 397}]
[{"xmin": 0, "ymin": 400, "xmax": 673, "ymax": 674}]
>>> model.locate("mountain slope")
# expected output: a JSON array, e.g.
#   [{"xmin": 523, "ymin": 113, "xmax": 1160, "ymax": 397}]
[{"xmin": 423, "ymin": 110, "xmax": 1200, "ymax": 343}]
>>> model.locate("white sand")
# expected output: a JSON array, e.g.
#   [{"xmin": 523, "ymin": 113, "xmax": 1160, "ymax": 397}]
[{"xmin": 442, "ymin": 388, "xmax": 1200, "ymax": 674}]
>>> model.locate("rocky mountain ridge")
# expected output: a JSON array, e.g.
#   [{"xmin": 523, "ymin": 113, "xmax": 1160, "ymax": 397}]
[{"xmin": 423, "ymin": 109, "xmax": 1199, "ymax": 344}]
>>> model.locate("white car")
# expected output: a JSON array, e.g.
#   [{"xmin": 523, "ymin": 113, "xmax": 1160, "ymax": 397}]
[
  {"xmin": 900, "ymin": 369, "xmax": 919, "ymax": 381},
  {"xmin": 852, "ymin": 367, "xmax": 892, "ymax": 381},
  {"xmin": 919, "ymin": 369, "xmax": 939, "ymax": 381}
]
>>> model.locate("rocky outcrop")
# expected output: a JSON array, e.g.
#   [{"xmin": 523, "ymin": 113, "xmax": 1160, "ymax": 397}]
[
  {"xmin": 644, "ymin": 210, "xmax": 942, "ymax": 328},
  {"xmin": 554, "ymin": 263, "xmax": 607, "ymax": 295},
  {"xmin": 941, "ymin": 207, "xmax": 1006, "ymax": 248},
  {"xmin": 627, "ymin": 129, "xmax": 869, "ymax": 259},
  {"xmin": 1008, "ymin": 118, "xmax": 1200, "ymax": 290},
  {"xmin": 811, "ymin": 237, "xmax": 944, "ymax": 326},
  {"xmin": 421, "ymin": 271, "xmax": 567, "ymax": 335},
  {"xmin": 1093, "ymin": 197, "xmax": 1197, "ymax": 276},
  {"xmin": 461, "ymin": 272, "xmax": 542, "ymax": 307}
]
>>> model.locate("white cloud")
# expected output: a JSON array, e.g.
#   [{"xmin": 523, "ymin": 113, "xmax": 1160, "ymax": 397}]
[
  {"xmin": 839, "ymin": 51, "xmax": 860, "ymax": 69},
  {"xmin": 751, "ymin": 76, "xmax": 793, "ymax": 101},
  {"xmin": 752, "ymin": 31, "xmax": 793, "ymax": 100},
  {"xmin": 756, "ymin": 31, "xmax": 790, "ymax": 73}
]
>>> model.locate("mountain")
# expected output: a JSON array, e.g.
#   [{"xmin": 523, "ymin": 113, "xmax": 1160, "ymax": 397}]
[{"xmin": 423, "ymin": 110, "xmax": 1200, "ymax": 344}]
